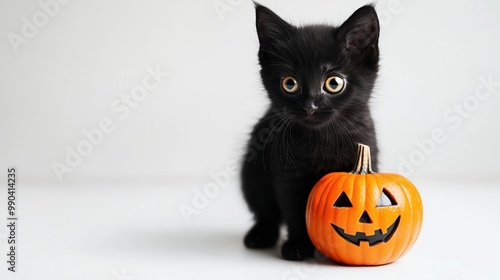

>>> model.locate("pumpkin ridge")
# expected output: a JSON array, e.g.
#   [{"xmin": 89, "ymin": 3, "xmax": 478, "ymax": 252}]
[{"xmin": 305, "ymin": 143, "xmax": 423, "ymax": 265}]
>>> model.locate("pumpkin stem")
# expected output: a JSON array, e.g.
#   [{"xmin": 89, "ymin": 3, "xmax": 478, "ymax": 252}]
[{"xmin": 350, "ymin": 143, "xmax": 375, "ymax": 175}]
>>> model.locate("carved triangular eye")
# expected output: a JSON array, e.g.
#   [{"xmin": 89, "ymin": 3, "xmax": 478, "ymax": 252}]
[
  {"xmin": 376, "ymin": 189, "xmax": 397, "ymax": 207},
  {"xmin": 333, "ymin": 191, "xmax": 353, "ymax": 208}
]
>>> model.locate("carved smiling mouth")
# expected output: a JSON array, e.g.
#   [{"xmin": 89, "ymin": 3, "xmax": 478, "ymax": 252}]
[{"xmin": 331, "ymin": 216, "xmax": 401, "ymax": 246}]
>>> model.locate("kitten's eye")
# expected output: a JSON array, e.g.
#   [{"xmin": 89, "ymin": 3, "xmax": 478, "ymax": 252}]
[
  {"xmin": 325, "ymin": 76, "xmax": 345, "ymax": 94},
  {"xmin": 281, "ymin": 76, "xmax": 299, "ymax": 94}
]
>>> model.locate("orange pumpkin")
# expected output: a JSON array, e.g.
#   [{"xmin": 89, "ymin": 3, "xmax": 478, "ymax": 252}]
[{"xmin": 306, "ymin": 143, "xmax": 423, "ymax": 265}]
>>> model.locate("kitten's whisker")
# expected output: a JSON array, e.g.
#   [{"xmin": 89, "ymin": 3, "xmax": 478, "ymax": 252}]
[
  {"xmin": 334, "ymin": 113, "xmax": 363, "ymax": 136},
  {"xmin": 326, "ymin": 114, "xmax": 355, "ymax": 167},
  {"xmin": 262, "ymin": 114, "xmax": 291, "ymax": 170},
  {"xmin": 253, "ymin": 111, "xmax": 287, "ymax": 127},
  {"xmin": 271, "ymin": 115, "xmax": 289, "ymax": 172},
  {"xmin": 283, "ymin": 117, "xmax": 298, "ymax": 171}
]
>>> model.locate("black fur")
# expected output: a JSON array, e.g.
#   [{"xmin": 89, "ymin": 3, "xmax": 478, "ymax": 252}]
[{"xmin": 241, "ymin": 4, "xmax": 380, "ymax": 260}]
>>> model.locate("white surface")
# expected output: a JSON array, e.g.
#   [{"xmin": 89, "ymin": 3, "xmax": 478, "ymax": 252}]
[
  {"xmin": 1, "ymin": 0, "xmax": 500, "ymax": 183},
  {"xmin": 0, "ymin": 179, "xmax": 499, "ymax": 280}
]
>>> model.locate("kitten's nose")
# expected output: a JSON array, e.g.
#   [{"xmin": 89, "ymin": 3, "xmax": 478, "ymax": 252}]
[{"xmin": 303, "ymin": 104, "xmax": 318, "ymax": 116}]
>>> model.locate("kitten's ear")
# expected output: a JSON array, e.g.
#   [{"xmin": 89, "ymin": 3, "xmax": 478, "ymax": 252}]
[
  {"xmin": 255, "ymin": 3, "xmax": 294, "ymax": 47},
  {"xmin": 338, "ymin": 5, "xmax": 380, "ymax": 63}
]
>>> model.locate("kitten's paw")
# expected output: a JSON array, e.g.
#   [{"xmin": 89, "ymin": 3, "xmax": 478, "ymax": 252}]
[
  {"xmin": 281, "ymin": 240, "xmax": 315, "ymax": 261},
  {"xmin": 244, "ymin": 222, "xmax": 279, "ymax": 249}
]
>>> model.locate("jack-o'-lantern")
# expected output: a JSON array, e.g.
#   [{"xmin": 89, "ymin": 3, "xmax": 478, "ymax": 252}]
[{"xmin": 306, "ymin": 144, "xmax": 423, "ymax": 265}]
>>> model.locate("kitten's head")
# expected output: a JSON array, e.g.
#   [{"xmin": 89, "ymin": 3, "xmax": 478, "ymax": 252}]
[{"xmin": 255, "ymin": 4, "xmax": 380, "ymax": 128}]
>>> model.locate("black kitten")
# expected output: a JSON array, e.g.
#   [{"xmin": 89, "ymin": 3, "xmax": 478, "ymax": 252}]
[{"xmin": 241, "ymin": 4, "xmax": 380, "ymax": 260}]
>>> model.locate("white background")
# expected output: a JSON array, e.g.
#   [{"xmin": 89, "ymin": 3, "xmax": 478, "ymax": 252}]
[
  {"xmin": 1, "ymin": 0, "xmax": 500, "ymax": 183},
  {"xmin": 0, "ymin": 0, "xmax": 499, "ymax": 279}
]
